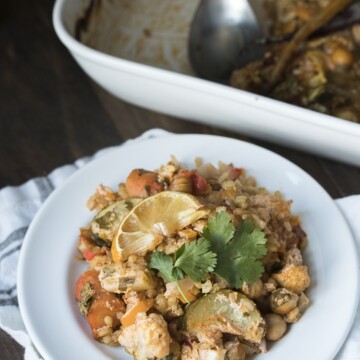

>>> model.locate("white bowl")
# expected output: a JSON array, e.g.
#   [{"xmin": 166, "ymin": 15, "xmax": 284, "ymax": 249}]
[
  {"xmin": 53, "ymin": 0, "xmax": 360, "ymax": 166},
  {"xmin": 17, "ymin": 134, "xmax": 359, "ymax": 359}
]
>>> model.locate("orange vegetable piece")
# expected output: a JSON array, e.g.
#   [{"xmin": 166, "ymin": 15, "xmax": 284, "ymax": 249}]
[
  {"xmin": 75, "ymin": 270, "xmax": 125, "ymax": 339},
  {"xmin": 75, "ymin": 269, "xmax": 102, "ymax": 299},
  {"xmin": 177, "ymin": 278, "xmax": 198, "ymax": 304},
  {"xmin": 125, "ymin": 169, "xmax": 163, "ymax": 198},
  {"xmin": 121, "ymin": 300, "xmax": 153, "ymax": 327},
  {"xmin": 178, "ymin": 290, "xmax": 197, "ymax": 304}
]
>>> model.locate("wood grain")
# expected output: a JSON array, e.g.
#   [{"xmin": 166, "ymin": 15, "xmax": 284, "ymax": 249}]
[{"xmin": 0, "ymin": 0, "xmax": 359, "ymax": 358}]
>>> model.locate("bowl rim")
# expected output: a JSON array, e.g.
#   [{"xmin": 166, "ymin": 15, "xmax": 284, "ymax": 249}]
[{"xmin": 52, "ymin": 0, "xmax": 360, "ymax": 137}]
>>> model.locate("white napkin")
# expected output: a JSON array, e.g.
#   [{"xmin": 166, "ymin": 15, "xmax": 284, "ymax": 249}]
[{"xmin": 0, "ymin": 129, "xmax": 358, "ymax": 360}]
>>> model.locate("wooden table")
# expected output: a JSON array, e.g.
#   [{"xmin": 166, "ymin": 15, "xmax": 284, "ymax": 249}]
[{"xmin": 1, "ymin": 1, "xmax": 359, "ymax": 359}]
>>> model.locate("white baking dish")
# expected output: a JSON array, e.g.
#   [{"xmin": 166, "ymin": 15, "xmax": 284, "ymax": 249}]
[{"xmin": 53, "ymin": 0, "xmax": 360, "ymax": 166}]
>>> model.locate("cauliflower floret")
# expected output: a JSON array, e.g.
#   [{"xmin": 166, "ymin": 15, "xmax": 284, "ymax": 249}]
[
  {"xmin": 272, "ymin": 264, "xmax": 311, "ymax": 294},
  {"xmin": 118, "ymin": 312, "xmax": 171, "ymax": 360}
]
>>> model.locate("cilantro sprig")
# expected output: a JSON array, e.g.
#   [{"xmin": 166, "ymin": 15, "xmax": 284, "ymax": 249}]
[
  {"xmin": 149, "ymin": 211, "xmax": 267, "ymax": 294},
  {"xmin": 149, "ymin": 238, "xmax": 217, "ymax": 301},
  {"xmin": 202, "ymin": 212, "xmax": 267, "ymax": 288}
]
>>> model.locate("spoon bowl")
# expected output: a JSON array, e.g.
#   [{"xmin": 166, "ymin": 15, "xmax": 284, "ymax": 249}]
[
  {"xmin": 189, "ymin": 0, "xmax": 265, "ymax": 83},
  {"xmin": 189, "ymin": 0, "xmax": 360, "ymax": 83}
]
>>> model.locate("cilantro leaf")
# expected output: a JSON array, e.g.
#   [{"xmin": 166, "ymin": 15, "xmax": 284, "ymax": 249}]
[
  {"xmin": 232, "ymin": 221, "xmax": 267, "ymax": 259},
  {"xmin": 149, "ymin": 252, "xmax": 178, "ymax": 282},
  {"xmin": 202, "ymin": 212, "xmax": 267, "ymax": 288},
  {"xmin": 202, "ymin": 211, "xmax": 235, "ymax": 250},
  {"xmin": 149, "ymin": 239, "xmax": 217, "ymax": 283},
  {"xmin": 235, "ymin": 257, "xmax": 266, "ymax": 284},
  {"xmin": 172, "ymin": 267, "xmax": 186, "ymax": 281},
  {"xmin": 174, "ymin": 238, "xmax": 217, "ymax": 282},
  {"xmin": 150, "ymin": 212, "xmax": 266, "ymax": 289}
]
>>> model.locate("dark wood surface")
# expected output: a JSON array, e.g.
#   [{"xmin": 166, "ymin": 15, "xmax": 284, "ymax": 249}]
[{"xmin": 0, "ymin": 1, "xmax": 359, "ymax": 359}]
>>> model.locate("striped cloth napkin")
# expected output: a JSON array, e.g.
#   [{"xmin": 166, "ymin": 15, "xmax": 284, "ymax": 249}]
[{"xmin": 0, "ymin": 129, "xmax": 359, "ymax": 359}]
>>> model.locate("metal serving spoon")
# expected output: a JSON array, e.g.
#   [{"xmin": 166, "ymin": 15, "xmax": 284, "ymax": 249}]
[{"xmin": 189, "ymin": 0, "xmax": 360, "ymax": 83}]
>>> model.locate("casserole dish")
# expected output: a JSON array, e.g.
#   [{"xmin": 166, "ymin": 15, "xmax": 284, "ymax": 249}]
[{"xmin": 53, "ymin": 0, "xmax": 360, "ymax": 166}]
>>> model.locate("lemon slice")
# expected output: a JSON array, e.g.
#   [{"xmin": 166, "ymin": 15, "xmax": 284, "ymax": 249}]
[{"xmin": 111, "ymin": 191, "xmax": 208, "ymax": 261}]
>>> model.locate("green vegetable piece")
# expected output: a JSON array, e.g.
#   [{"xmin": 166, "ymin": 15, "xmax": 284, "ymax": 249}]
[
  {"xmin": 182, "ymin": 290, "xmax": 265, "ymax": 344},
  {"xmin": 116, "ymin": 271, "xmax": 156, "ymax": 292},
  {"xmin": 99, "ymin": 266, "xmax": 156, "ymax": 293},
  {"xmin": 202, "ymin": 212, "xmax": 267, "ymax": 288},
  {"xmin": 91, "ymin": 199, "xmax": 142, "ymax": 243}
]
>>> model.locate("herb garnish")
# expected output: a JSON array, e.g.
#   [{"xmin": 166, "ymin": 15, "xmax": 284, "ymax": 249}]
[
  {"xmin": 202, "ymin": 212, "xmax": 267, "ymax": 288},
  {"xmin": 150, "ymin": 238, "xmax": 217, "ymax": 283},
  {"xmin": 150, "ymin": 238, "xmax": 217, "ymax": 302},
  {"xmin": 149, "ymin": 211, "xmax": 267, "ymax": 295}
]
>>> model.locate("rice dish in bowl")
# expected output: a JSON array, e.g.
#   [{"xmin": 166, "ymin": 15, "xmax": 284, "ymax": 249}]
[{"xmin": 75, "ymin": 157, "xmax": 311, "ymax": 359}]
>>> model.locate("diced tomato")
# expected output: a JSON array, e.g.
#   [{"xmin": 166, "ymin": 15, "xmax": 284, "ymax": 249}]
[
  {"xmin": 83, "ymin": 249, "xmax": 96, "ymax": 261},
  {"xmin": 229, "ymin": 167, "xmax": 243, "ymax": 180},
  {"xmin": 190, "ymin": 170, "xmax": 209, "ymax": 194}
]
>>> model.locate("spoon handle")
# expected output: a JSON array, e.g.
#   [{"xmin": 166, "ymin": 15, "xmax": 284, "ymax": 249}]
[
  {"xmin": 267, "ymin": 0, "xmax": 355, "ymax": 91},
  {"xmin": 317, "ymin": 0, "xmax": 360, "ymax": 34},
  {"xmin": 259, "ymin": 0, "xmax": 360, "ymax": 46}
]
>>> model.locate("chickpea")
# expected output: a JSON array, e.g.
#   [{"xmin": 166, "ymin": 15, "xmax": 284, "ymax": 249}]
[
  {"xmin": 270, "ymin": 288, "xmax": 299, "ymax": 315},
  {"xmin": 264, "ymin": 314, "xmax": 287, "ymax": 341},
  {"xmin": 298, "ymin": 292, "xmax": 310, "ymax": 313},
  {"xmin": 283, "ymin": 307, "xmax": 301, "ymax": 323},
  {"xmin": 330, "ymin": 47, "xmax": 353, "ymax": 67}
]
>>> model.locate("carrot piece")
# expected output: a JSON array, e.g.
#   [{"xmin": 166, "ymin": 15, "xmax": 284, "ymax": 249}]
[
  {"xmin": 121, "ymin": 300, "xmax": 153, "ymax": 327},
  {"xmin": 125, "ymin": 169, "xmax": 163, "ymax": 198},
  {"xmin": 75, "ymin": 270, "xmax": 125, "ymax": 339}
]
